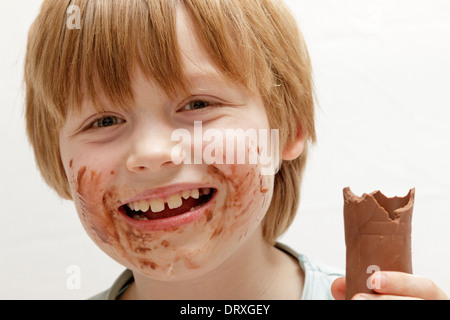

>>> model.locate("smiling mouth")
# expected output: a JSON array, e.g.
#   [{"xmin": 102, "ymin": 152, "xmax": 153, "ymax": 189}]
[{"xmin": 122, "ymin": 188, "xmax": 216, "ymax": 221}]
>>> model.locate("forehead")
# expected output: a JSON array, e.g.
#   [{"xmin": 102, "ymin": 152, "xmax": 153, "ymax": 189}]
[
  {"xmin": 176, "ymin": 7, "xmax": 219, "ymax": 77},
  {"xmin": 70, "ymin": 3, "xmax": 240, "ymax": 117},
  {"xmin": 90, "ymin": 15, "xmax": 230, "ymax": 111}
]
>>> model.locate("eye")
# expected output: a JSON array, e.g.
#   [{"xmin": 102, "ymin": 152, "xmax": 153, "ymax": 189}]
[
  {"xmin": 181, "ymin": 100, "xmax": 213, "ymax": 111},
  {"xmin": 90, "ymin": 115, "xmax": 125, "ymax": 129}
]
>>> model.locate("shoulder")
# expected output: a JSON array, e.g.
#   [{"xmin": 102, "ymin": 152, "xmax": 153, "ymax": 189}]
[
  {"xmin": 88, "ymin": 269, "xmax": 134, "ymax": 300},
  {"xmin": 276, "ymin": 242, "xmax": 344, "ymax": 300}
]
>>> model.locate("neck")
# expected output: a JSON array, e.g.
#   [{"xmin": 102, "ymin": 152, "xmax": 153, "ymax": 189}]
[{"xmin": 122, "ymin": 227, "xmax": 303, "ymax": 300}]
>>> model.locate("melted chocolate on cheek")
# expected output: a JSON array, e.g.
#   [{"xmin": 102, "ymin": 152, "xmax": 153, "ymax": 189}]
[
  {"xmin": 74, "ymin": 168, "xmax": 142, "ymax": 257},
  {"xmin": 75, "ymin": 166, "xmax": 119, "ymax": 245},
  {"xmin": 206, "ymin": 163, "xmax": 271, "ymax": 243},
  {"xmin": 72, "ymin": 166, "xmax": 207, "ymax": 275}
]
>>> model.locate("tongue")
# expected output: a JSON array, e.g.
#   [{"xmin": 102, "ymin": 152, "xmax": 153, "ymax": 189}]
[{"xmin": 143, "ymin": 197, "xmax": 199, "ymax": 220}]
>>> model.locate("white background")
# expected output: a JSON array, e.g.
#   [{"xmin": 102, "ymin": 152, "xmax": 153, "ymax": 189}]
[{"xmin": 1, "ymin": 0, "xmax": 449, "ymax": 299}]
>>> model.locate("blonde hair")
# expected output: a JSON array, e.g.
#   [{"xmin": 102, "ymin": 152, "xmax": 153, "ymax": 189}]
[{"xmin": 25, "ymin": 0, "xmax": 316, "ymax": 244}]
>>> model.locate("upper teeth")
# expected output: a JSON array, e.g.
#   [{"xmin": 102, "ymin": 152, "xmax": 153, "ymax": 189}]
[{"xmin": 127, "ymin": 188, "xmax": 211, "ymax": 213}]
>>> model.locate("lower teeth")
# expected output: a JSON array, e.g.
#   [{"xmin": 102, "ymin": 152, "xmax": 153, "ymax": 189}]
[
  {"xmin": 190, "ymin": 205, "xmax": 202, "ymax": 212},
  {"xmin": 133, "ymin": 214, "xmax": 148, "ymax": 221}
]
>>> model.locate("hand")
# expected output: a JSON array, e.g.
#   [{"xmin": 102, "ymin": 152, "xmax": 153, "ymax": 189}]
[{"xmin": 331, "ymin": 271, "xmax": 449, "ymax": 300}]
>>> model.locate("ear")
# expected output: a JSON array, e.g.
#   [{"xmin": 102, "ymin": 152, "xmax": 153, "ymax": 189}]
[{"xmin": 282, "ymin": 125, "xmax": 305, "ymax": 161}]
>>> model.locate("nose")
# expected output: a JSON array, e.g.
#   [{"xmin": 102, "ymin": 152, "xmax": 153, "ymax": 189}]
[{"xmin": 126, "ymin": 123, "xmax": 177, "ymax": 174}]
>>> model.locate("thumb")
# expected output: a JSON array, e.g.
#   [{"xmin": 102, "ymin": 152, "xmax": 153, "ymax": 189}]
[{"xmin": 331, "ymin": 276, "xmax": 346, "ymax": 300}]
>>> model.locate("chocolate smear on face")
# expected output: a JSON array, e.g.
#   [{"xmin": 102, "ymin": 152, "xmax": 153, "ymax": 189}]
[{"xmin": 75, "ymin": 167, "xmax": 120, "ymax": 245}]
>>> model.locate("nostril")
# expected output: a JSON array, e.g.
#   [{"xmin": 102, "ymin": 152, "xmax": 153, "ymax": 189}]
[
  {"xmin": 129, "ymin": 166, "xmax": 148, "ymax": 173},
  {"xmin": 162, "ymin": 160, "xmax": 177, "ymax": 167},
  {"xmin": 126, "ymin": 150, "xmax": 176, "ymax": 173}
]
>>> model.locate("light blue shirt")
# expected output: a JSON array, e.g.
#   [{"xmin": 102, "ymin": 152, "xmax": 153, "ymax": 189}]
[
  {"xmin": 91, "ymin": 243, "xmax": 344, "ymax": 300},
  {"xmin": 276, "ymin": 243, "xmax": 344, "ymax": 300}
]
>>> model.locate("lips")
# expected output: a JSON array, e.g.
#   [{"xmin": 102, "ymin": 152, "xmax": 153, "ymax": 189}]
[{"xmin": 121, "ymin": 187, "xmax": 215, "ymax": 221}]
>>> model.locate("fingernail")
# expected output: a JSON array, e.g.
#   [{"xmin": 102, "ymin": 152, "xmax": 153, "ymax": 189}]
[
  {"xmin": 379, "ymin": 273, "xmax": 389, "ymax": 288},
  {"xmin": 353, "ymin": 293, "xmax": 370, "ymax": 300}
]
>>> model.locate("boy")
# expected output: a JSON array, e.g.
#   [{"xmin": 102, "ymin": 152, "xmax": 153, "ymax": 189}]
[{"xmin": 24, "ymin": 0, "xmax": 447, "ymax": 300}]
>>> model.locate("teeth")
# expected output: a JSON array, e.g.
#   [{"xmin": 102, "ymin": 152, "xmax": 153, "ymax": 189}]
[
  {"xmin": 167, "ymin": 194, "xmax": 182, "ymax": 209},
  {"xmin": 133, "ymin": 214, "xmax": 148, "ymax": 221},
  {"xmin": 181, "ymin": 190, "xmax": 191, "ymax": 199},
  {"xmin": 139, "ymin": 200, "xmax": 149, "ymax": 212},
  {"xmin": 150, "ymin": 199, "xmax": 165, "ymax": 213},
  {"xmin": 126, "ymin": 188, "xmax": 211, "ymax": 213},
  {"xmin": 189, "ymin": 204, "xmax": 203, "ymax": 212},
  {"xmin": 191, "ymin": 188, "xmax": 199, "ymax": 199}
]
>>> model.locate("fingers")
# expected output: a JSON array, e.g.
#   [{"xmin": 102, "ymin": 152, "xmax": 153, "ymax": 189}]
[
  {"xmin": 331, "ymin": 272, "xmax": 448, "ymax": 300},
  {"xmin": 352, "ymin": 293, "xmax": 421, "ymax": 300},
  {"xmin": 331, "ymin": 277, "xmax": 346, "ymax": 300},
  {"xmin": 368, "ymin": 271, "xmax": 448, "ymax": 300}
]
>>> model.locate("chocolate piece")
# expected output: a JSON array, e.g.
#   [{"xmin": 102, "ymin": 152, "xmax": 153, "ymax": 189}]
[{"xmin": 343, "ymin": 187, "xmax": 414, "ymax": 300}]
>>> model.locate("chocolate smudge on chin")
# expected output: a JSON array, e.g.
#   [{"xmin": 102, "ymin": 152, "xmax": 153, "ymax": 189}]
[
  {"xmin": 259, "ymin": 173, "xmax": 268, "ymax": 193},
  {"xmin": 139, "ymin": 259, "xmax": 158, "ymax": 270},
  {"xmin": 206, "ymin": 210, "xmax": 213, "ymax": 222},
  {"xmin": 161, "ymin": 240, "xmax": 170, "ymax": 248}
]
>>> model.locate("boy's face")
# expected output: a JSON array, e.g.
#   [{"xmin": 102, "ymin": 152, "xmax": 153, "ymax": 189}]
[{"xmin": 59, "ymin": 8, "xmax": 275, "ymax": 280}]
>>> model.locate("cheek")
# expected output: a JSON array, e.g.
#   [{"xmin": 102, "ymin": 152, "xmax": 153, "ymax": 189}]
[
  {"xmin": 68, "ymin": 165, "xmax": 122, "ymax": 251},
  {"xmin": 67, "ymin": 165, "xmax": 228, "ymax": 279},
  {"xmin": 67, "ymin": 166, "xmax": 140, "ymax": 268},
  {"xmin": 207, "ymin": 162, "xmax": 273, "ymax": 244}
]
